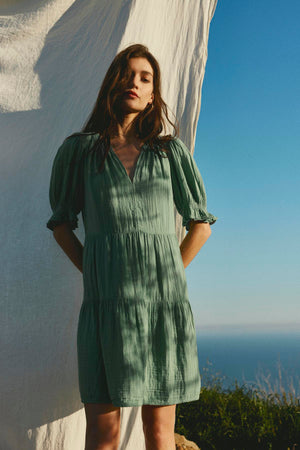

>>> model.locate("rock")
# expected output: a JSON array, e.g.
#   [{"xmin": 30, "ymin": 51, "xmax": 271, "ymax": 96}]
[{"xmin": 174, "ymin": 432, "xmax": 200, "ymax": 449}]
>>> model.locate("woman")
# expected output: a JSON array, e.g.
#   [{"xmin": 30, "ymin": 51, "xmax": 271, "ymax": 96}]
[{"xmin": 46, "ymin": 44, "xmax": 217, "ymax": 450}]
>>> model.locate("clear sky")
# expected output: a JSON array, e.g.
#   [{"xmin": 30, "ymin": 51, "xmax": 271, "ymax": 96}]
[{"xmin": 187, "ymin": 0, "xmax": 300, "ymax": 332}]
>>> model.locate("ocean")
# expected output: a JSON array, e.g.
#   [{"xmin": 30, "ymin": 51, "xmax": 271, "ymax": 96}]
[{"xmin": 196, "ymin": 329, "xmax": 300, "ymax": 397}]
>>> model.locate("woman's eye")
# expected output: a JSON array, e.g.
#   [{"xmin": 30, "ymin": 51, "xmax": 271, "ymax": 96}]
[{"xmin": 143, "ymin": 79, "xmax": 150, "ymax": 82}]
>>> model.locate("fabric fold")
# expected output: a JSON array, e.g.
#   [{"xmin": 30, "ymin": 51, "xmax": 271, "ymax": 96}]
[
  {"xmin": 168, "ymin": 137, "xmax": 218, "ymax": 231},
  {"xmin": 46, "ymin": 134, "xmax": 86, "ymax": 231}
]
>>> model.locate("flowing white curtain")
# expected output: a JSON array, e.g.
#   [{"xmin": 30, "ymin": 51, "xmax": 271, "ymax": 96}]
[{"xmin": 0, "ymin": 0, "xmax": 218, "ymax": 448}]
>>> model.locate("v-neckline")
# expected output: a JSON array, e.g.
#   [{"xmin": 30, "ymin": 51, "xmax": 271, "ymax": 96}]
[{"xmin": 109, "ymin": 143, "xmax": 146, "ymax": 185}]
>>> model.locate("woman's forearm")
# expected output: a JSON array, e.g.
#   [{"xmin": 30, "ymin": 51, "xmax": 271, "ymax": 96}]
[
  {"xmin": 179, "ymin": 221, "xmax": 211, "ymax": 269},
  {"xmin": 52, "ymin": 223, "xmax": 84, "ymax": 273}
]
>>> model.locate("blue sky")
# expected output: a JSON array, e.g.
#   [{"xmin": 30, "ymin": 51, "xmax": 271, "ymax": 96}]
[{"xmin": 187, "ymin": 0, "xmax": 300, "ymax": 332}]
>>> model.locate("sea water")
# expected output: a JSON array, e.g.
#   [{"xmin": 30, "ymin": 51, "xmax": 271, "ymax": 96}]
[{"xmin": 196, "ymin": 330, "xmax": 300, "ymax": 397}]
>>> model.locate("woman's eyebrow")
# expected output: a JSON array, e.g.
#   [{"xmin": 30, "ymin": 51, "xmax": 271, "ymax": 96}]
[
  {"xmin": 129, "ymin": 69, "xmax": 153, "ymax": 77},
  {"xmin": 142, "ymin": 71, "xmax": 153, "ymax": 77}
]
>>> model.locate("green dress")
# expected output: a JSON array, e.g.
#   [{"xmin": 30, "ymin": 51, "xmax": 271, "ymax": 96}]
[{"xmin": 46, "ymin": 132, "xmax": 217, "ymax": 407}]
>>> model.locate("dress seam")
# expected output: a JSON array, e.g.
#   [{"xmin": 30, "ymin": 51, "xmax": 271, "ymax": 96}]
[
  {"xmin": 85, "ymin": 230, "xmax": 177, "ymax": 238},
  {"xmin": 81, "ymin": 297, "xmax": 191, "ymax": 304}
]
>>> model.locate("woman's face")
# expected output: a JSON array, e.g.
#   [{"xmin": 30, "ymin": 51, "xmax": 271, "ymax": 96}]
[{"xmin": 120, "ymin": 57, "xmax": 154, "ymax": 113}]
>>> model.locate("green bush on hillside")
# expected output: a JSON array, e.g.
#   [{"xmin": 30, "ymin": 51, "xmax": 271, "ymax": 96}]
[{"xmin": 175, "ymin": 360, "xmax": 300, "ymax": 450}]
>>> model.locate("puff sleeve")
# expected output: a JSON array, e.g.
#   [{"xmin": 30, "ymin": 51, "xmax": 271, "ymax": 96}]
[
  {"xmin": 46, "ymin": 135, "xmax": 85, "ymax": 231},
  {"xmin": 168, "ymin": 137, "xmax": 218, "ymax": 231}
]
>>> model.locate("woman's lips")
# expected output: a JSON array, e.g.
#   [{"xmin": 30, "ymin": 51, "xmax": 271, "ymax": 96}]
[{"xmin": 125, "ymin": 92, "xmax": 138, "ymax": 98}]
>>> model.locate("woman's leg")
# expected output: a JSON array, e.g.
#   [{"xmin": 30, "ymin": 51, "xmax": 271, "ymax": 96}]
[
  {"xmin": 142, "ymin": 404, "xmax": 177, "ymax": 450},
  {"xmin": 84, "ymin": 402, "xmax": 121, "ymax": 450}
]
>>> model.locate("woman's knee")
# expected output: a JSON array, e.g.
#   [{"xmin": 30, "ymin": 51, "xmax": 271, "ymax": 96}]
[
  {"xmin": 142, "ymin": 405, "xmax": 177, "ymax": 450},
  {"xmin": 142, "ymin": 404, "xmax": 176, "ymax": 434},
  {"xmin": 84, "ymin": 402, "xmax": 121, "ymax": 446}
]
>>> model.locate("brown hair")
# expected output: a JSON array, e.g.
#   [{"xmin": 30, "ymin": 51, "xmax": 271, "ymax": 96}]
[{"xmin": 69, "ymin": 43, "xmax": 179, "ymax": 172}]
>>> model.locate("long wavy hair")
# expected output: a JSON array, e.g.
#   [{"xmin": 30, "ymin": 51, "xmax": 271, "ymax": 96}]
[{"xmin": 68, "ymin": 43, "xmax": 179, "ymax": 172}]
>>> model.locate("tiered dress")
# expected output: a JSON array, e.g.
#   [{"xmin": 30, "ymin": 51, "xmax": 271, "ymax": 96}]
[{"xmin": 46, "ymin": 132, "xmax": 217, "ymax": 407}]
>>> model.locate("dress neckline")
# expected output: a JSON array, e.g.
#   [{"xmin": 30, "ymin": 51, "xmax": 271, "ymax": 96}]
[{"xmin": 109, "ymin": 143, "xmax": 147, "ymax": 185}]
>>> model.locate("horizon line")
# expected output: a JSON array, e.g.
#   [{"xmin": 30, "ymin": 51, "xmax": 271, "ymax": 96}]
[{"xmin": 195, "ymin": 321, "xmax": 300, "ymax": 333}]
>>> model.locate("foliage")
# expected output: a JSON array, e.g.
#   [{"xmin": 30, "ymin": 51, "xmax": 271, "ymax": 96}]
[{"xmin": 175, "ymin": 359, "xmax": 300, "ymax": 450}]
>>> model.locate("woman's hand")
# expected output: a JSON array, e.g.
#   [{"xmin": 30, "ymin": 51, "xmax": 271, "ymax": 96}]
[
  {"xmin": 179, "ymin": 221, "xmax": 212, "ymax": 269},
  {"xmin": 52, "ymin": 223, "xmax": 84, "ymax": 273}
]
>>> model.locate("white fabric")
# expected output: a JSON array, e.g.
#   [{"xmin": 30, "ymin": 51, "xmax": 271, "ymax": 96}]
[{"xmin": 0, "ymin": 0, "xmax": 218, "ymax": 448}]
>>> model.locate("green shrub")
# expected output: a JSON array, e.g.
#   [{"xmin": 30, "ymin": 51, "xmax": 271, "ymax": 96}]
[{"xmin": 175, "ymin": 360, "xmax": 300, "ymax": 450}]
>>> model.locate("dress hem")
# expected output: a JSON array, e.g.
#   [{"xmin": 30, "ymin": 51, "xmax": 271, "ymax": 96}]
[{"xmin": 80, "ymin": 393, "xmax": 201, "ymax": 407}]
